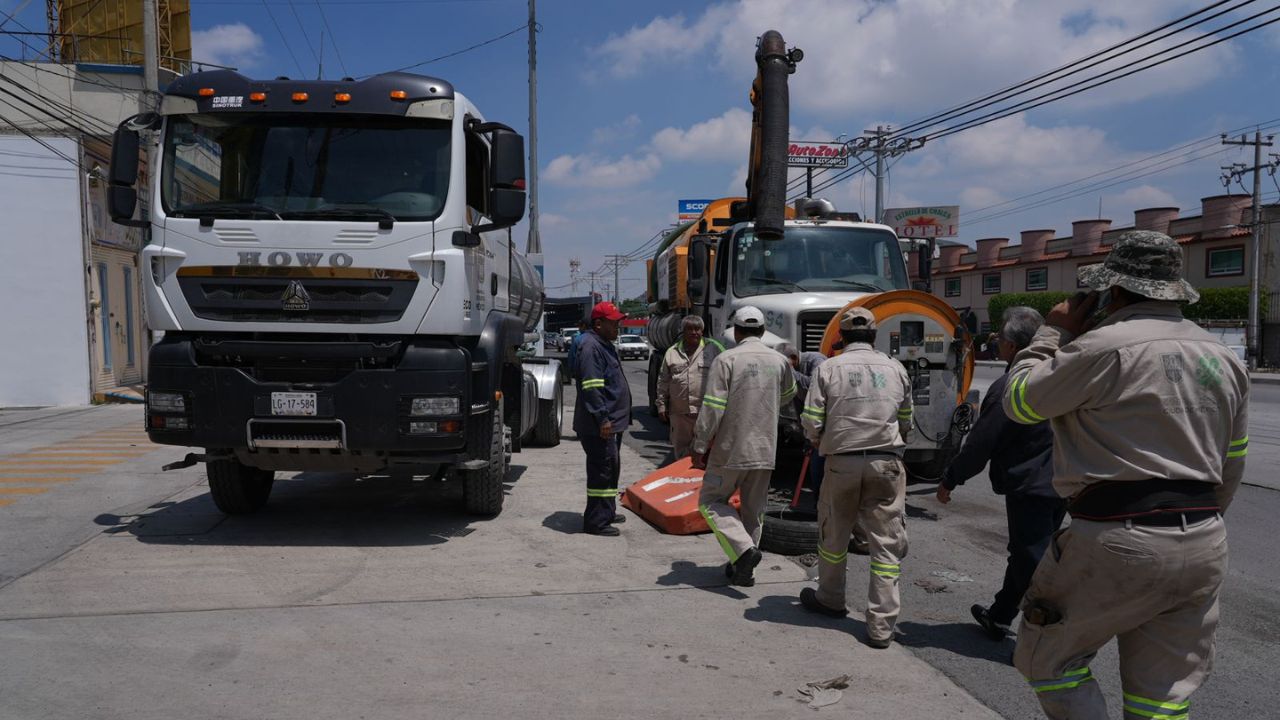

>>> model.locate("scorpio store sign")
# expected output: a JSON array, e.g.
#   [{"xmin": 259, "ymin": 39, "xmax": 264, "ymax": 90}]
[
  {"xmin": 787, "ymin": 141, "xmax": 850, "ymax": 168},
  {"xmin": 884, "ymin": 206, "xmax": 961, "ymax": 238},
  {"xmin": 678, "ymin": 199, "xmax": 713, "ymax": 223}
]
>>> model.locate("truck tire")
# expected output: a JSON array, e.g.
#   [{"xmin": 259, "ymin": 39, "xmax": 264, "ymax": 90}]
[
  {"xmin": 207, "ymin": 457, "xmax": 274, "ymax": 514},
  {"xmin": 532, "ymin": 383, "xmax": 562, "ymax": 447},
  {"xmin": 464, "ymin": 400, "xmax": 507, "ymax": 516},
  {"xmin": 760, "ymin": 506, "xmax": 819, "ymax": 556}
]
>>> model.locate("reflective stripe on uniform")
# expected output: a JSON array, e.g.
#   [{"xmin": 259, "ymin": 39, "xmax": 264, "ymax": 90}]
[
  {"xmin": 1122, "ymin": 693, "xmax": 1189, "ymax": 720},
  {"xmin": 817, "ymin": 545, "xmax": 847, "ymax": 564},
  {"xmin": 870, "ymin": 561, "xmax": 900, "ymax": 578},
  {"xmin": 1009, "ymin": 373, "xmax": 1046, "ymax": 424},
  {"xmin": 782, "ymin": 381, "xmax": 797, "ymax": 400},
  {"xmin": 698, "ymin": 504, "xmax": 739, "ymax": 562},
  {"xmin": 1028, "ymin": 667, "xmax": 1094, "ymax": 694},
  {"xmin": 1227, "ymin": 436, "xmax": 1248, "ymax": 459},
  {"xmin": 702, "ymin": 394, "xmax": 727, "ymax": 410},
  {"xmin": 586, "ymin": 488, "xmax": 617, "ymax": 498},
  {"xmin": 802, "ymin": 405, "xmax": 826, "ymax": 421},
  {"xmin": 581, "ymin": 378, "xmax": 606, "ymax": 389},
  {"xmin": 897, "ymin": 409, "xmax": 912, "ymax": 418}
]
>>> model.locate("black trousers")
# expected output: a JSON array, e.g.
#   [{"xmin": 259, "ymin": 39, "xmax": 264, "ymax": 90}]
[
  {"xmin": 989, "ymin": 492, "xmax": 1068, "ymax": 624},
  {"xmin": 581, "ymin": 433, "xmax": 622, "ymax": 532}
]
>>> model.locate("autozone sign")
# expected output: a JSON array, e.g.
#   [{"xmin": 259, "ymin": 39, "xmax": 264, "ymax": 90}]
[{"xmin": 788, "ymin": 141, "xmax": 849, "ymax": 168}]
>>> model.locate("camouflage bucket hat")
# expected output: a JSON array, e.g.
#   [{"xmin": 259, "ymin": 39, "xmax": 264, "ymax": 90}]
[{"xmin": 1077, "ymin": 230, "xmax": 1200, "ymax": 304}]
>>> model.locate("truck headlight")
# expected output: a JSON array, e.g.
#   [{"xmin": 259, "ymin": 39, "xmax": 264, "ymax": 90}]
[
  {"xmin": 148, "ymin": 391, "xmax": 187, "ymax": 413},
  {"xmin": 410, "ymin": 396, "xmax": 460, "ymax": 416}
]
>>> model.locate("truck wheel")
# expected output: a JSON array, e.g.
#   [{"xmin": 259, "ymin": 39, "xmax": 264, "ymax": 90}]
[
  {"xmin": 207, "ymin": 457, "xmax": 274, "ymax": 514},
  {"xmin": 464, "ymin": 400, "xmax": 507, "ymax": 516},
  {"xmin": 532, "ymin": 382, "xmax": 563, "ymax": 447},
  {"xmin": 760, "ymin": 506, "xmax": 819, "ymax": 556}
]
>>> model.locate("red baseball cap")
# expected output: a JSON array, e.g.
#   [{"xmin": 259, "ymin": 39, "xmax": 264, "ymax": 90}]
[{"xmin": 590, "ymin": 301, "xmax": 626, "ymax": 321}]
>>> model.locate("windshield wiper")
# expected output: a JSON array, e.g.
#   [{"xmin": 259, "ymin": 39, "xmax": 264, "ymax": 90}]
[
  {"xmin": 283, "ymin": 204, "xmax": 397, "ymax": 227},
  {"xmin": 749, "ymin": 276, "xmax": 808, "ymax": 292},
  {"xmin": 171, "ymin": 201, "xmax": 282, "ymax": 220},
  {"xmin": 830, "ymin": 279, "xmax": 885, "ymax": 292}
]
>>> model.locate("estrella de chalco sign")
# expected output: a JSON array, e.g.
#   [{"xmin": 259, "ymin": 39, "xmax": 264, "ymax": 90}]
[{"xmin": 884, "ymin": 206, "xmax": 961, "ymax": 238}]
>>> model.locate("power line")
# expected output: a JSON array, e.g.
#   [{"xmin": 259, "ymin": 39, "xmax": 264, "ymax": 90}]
[
  {"xmin": 796, "ymin": 2, "xmax": 1280, "ymax": 198},
  {"xmin": 286, "ymin": 0, "xmax": 322, "ymax": 70},
  {"xmin": 261, "ymin": 0, "xmax": 306, "ymax": 77},
  {"xmin": 891, "ymin": 0, "xmax": 1251, "ymax": 138},
  {"xmin": 313, "ymin": 0, "xmax": 348, "ymax": 77},
  {"xmin": 924, "ymin": 8, "xmax": 1280, "ymax": 143},
  {"xmin": 373, "ymin": 22, "xmax": 528, "ymax": 76}
]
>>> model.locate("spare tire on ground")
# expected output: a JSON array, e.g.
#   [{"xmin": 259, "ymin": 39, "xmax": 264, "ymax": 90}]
[{"xmin": 760, "ymin": 505, "xmax": 818, "ymax": 556}]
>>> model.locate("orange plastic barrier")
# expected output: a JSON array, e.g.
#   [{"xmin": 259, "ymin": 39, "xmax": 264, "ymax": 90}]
[{"xmin": 621, "ymin": 457, "xmax": 739, "ymax": 535}]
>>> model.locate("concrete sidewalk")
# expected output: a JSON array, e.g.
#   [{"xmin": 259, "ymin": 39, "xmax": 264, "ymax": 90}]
[{"xmin": 0, "ymin": 404, "xmax": 1002, "ymax": 720}]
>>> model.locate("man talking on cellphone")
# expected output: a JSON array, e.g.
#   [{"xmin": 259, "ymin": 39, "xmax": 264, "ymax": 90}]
[{"xmin": 1002, "ymin": 231, "xmax": 1249, "ymax": 720}]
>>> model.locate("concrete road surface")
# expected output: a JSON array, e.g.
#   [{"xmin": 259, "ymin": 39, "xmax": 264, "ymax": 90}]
[
  {"xmin": 0, "ymin": 403, "xmax": 999, "ymax": 720},
  {"xmin": 623, "ymin": 358, "xmax": 1280, "ymax": 719}
]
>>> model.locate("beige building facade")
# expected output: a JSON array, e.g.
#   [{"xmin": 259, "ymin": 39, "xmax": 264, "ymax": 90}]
[{"xmin": 909, "ymin": 195, "xmax": 1279, "ymax": 365}]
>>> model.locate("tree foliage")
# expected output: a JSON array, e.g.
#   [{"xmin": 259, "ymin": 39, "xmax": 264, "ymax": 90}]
[
  {"xmin": 985, "ymin": 292, "xmax": 1073, "ymax": 325},
  {"xmin": 984, "ymin": 286, "xmax": 1252, "ymax": 325}
]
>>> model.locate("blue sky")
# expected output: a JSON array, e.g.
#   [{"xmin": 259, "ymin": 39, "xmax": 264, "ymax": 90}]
[{"xmin": 6, "ymin": 0, "xmax": 1280, "ymax": 298}]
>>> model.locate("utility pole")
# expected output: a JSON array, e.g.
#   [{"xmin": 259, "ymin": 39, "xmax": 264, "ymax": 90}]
[
  {"xmin": 604, "ymin": 254, "xmax": 628, "ymax": 303},
  {"xmin": 141, "ymin": 0, "xmax": 159, "ymax": 111},
  {"xmin": 1222, "ymin": 131, "xmax": 1275, "ymax": 370},
  {"xmin": 846, "ymin": 126, "xmax": 925, "ymax": 223},
  {"xmin": 526, "ymin": 0, "xmax": 541, "ymax": 257}
]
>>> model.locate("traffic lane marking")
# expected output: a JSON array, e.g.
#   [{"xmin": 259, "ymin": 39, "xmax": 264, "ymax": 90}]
[
  {"xmin": 0, "ymin": 458, "xmax": 123, "ymax": 466},
  {"xmin": 0, "ymin": 499, "xmax": 13, "ymax": 507},
  {"xmin": 8, "ymin": 451, "xmax": 152, "ymax": 458},
  {"xmin": 0, "ymin": 487, "xmax": 49, "ymax": 494},
  {"xmin": 0, "ymin": 476, "xmax": 79, "ymax": 483}
]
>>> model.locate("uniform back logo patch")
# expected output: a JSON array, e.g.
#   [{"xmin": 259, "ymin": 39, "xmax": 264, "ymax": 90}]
[
  {"xmin": 871, "ymin": 371, "xmax": 887, "ymax": 389},
  {"xmin": 1161, "ymin": 354, "xmax": 1184, "ymax": 383},
  {"xmin": 1195, "ymin": 356, "xmax": 1223, "ymax": 388}
]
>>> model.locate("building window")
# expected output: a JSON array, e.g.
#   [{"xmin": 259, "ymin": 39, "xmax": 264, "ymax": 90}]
[
  {"xmin": 944, "ymin": 277, "xmax": 961, "ymax": 297},
  {"xmin": 1206, "ymin": 245, "xmax": 1244, "ymax": 278},
  {"xmin": 1026, "ymin": 267, "xmax": 1048, "ymax": 291},
  {"xmin": 982, "ymin": 273, "xmax": 1001, "ymax": 295}
]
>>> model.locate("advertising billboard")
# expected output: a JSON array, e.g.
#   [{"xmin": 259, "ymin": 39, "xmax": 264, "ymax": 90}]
[
  {"xmin": 678, "ymin": 199, "xmax": 712, "ymax": 223},
  {"xmin": 883, "ymin": 206, "xmax": 960, "ymax": 238},
  {"xmin": 788, "ymin": 141, "xmax": 849, "ymax": 168}
]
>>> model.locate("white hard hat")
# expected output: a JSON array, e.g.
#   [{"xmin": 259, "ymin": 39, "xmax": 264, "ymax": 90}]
[{"xmin": 733, "ymin": 306, "xmax": 765, "ymax": 328}]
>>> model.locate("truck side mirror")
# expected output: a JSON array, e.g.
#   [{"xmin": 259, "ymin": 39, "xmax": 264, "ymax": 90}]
[
  {"xmin": 107, "ymin": 124, "xmax": 144, "ymax": 227},
  {"xmin": 473, "ymin": 128, "xmax": 526, "ymax": 233},
  {"xmin": 688, "ymin": 241, "xmax": 711, "ymax": 302}
]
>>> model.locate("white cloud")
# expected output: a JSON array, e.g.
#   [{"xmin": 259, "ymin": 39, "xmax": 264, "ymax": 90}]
[
  {"xmin": 1112, "ymin": 184, "xmax": 1177, "ymax": 209},
  {"xmin": 543, "ymin": 153, "xmax": 662, "ymax": 188},
  {"xmin": 651, "ymin": 107, "xmax": 752, "ymax": 162},
  {"xmin": 591, "ymin": 1, "xmax": 1235, "ymax": 116},
  {"xmin": 591, "ymin": 115, "xmax": 642, "ymax": 146},
  {"xmin": 191, "ymin": 23, "xmax": 265, "ymax": 70}
]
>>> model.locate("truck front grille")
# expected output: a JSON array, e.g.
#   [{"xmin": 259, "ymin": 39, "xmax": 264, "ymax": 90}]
[
  {"xmin": 178, "ymin": 276, "xmax": 416, "ymax": 323},
  {"xmin": 798, "ymin": 311, "xmax": 835, "ymax": 352}
]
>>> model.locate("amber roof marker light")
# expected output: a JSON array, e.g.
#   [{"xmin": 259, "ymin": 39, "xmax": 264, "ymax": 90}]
[{"xmin": 291, "ymin": 92, "xmax": 309, "ymax": 103}]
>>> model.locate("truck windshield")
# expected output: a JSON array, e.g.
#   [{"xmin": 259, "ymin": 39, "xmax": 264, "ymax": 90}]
[
  {"xmin": 732, "ymin": 225, "xmax": 908, "ymax": 297},
  {"xmin": 161, "ymin": 113, "xmax": 450, "ymax": 222}
]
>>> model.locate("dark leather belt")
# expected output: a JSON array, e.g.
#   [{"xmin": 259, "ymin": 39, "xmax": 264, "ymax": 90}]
[
  {"xmin": 836, "ymin": 449, "xmax": 899, "ymax": 458},
  {"xmin": 1068, "ymin": 479, "xmax": 1220, "ymax": 522},
  {"xmin": 1121, "ymin": 510, "xmax": 1218, "ymax": 527}
]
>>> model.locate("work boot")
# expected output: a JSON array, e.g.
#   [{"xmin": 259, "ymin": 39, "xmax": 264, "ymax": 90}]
[
  {"xmin": 610, "ymin": 514, "xmax": 626, "ymax": 524},
  {"xmin": 799, "ymin": 587, "xmax": 848, "ymax": 618},
  {"xmin": 724, "ymin": 562, "xmax": 734, "ymax": 578},
  {"xmin": 971, "ymin": 604, "xmax": 1010, "ymax": 641},
  {"xmin": 584, "ymin": 525, "xmax": 620, "ymax": 537},
  {"xmin": 867, "ymin": 635, "xmax": 893, "ymax": 650},
  {"xmin": 730, "ymin": 547, "xmax": 762, "ymax": 587}
]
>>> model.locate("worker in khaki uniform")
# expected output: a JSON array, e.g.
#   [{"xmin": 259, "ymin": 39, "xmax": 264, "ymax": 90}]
[
  {"xmin": 1002, "ymin": 231, "xmax": 1248, "ymax": 720},
  {"xmin": 656, "ymin": 315, "xmax": 723, "ymax": 459},
  {"xmin": 797, "ymin": 307, "xmax": 913, "ymax": 649},
  {"xmin": 691, "ymin": 306, "xmax": 796, "ymax": 587}
]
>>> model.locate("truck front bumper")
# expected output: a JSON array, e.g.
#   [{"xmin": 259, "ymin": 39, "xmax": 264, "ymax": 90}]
[{"xmin": 144, "ymin": 335, "xmax": 477, "ymax": 462}]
